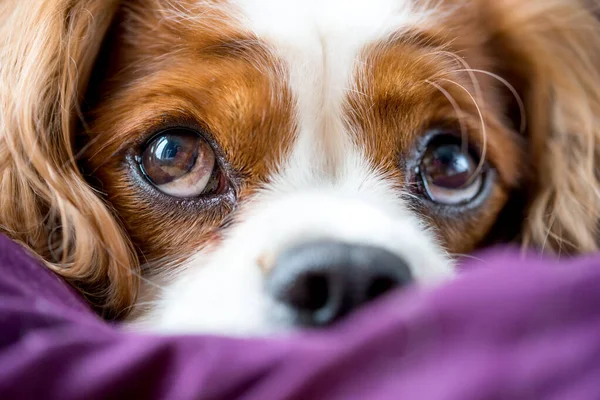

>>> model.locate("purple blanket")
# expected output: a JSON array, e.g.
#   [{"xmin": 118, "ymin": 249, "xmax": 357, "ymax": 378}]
[{"xmin": 1, "ymin": 233, "xmax": 600, "ymax": 399}]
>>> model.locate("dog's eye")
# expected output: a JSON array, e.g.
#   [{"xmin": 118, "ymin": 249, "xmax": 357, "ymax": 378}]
[
  {"xmin": 419, "ymin": 136, "xmax": 483, "ymax": 205},
  {"xmin": 140, "ymin": 128, "xmax": 221, "ymax": 198}
]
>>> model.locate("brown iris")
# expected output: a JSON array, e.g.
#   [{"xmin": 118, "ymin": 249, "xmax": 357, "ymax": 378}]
[
  {"xmin": 140, "ymin": 128, "xmax": 218, "ymax": 198},
  {"xmin": 420, "ymin": 139, "xmax": 483, "ymax": 205}
]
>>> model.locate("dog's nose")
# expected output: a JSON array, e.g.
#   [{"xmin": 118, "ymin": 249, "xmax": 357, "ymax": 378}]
[{"xmin": 267, "ymin": 241, "xmax": 413, "ymax": 327}]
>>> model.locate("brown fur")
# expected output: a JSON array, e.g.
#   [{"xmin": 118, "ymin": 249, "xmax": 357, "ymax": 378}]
[
  {"xmin": 83, "ymin": 0, "xmax": 297, "ymax": 266},
  {"xmin": 347, "ymin": 33, "xmax": 522, "ymax": 253}
]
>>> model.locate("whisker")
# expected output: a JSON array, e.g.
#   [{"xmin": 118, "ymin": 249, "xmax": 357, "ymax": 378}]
[
  {"xmin": 452, "ymin": 68, "xmax": 527, "ymax": 135},
  {"xmin": 540, "ymin": 209, "xmax": 557, "ymax": 253},
  {"xmin": 438, "ymin": 78, "xmax": 488, "ymax": 184},
  {"xmin": 424, "ymin": 79, "xmax": 470, "ymax": 154},
  {"xmin": 449, "ymin": 253, "xmax": 489, "ymax": 264},
  {"xmin": 434, "ymin": 51, "xmax": 485, "ymax": 113}
]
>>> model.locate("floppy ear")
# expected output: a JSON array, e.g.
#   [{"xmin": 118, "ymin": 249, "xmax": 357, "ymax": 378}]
[
  {"xmin": 486, "ymin": 0, "xmax": 600, "ymax": 254},
  {"xmin": 0, "ymin": 0, "xmax": 138, "ymax": 317}
]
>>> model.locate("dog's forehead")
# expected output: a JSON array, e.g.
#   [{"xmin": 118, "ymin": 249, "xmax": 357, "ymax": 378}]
[
  {"xmin": 231, "ymin": 0, "xmax": 434, "ymax": 110},
  {"xmin": 233, "ymin": 0, "xmax": 428, "ymax": 47},
  {"xmin": 228, "ymin": 0, "xmax": 437, "ymax": 175}
]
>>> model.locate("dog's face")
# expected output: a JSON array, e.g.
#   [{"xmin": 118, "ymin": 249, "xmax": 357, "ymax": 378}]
[
  {"xmin": 2, "ymin": 0, "xmax": 600, "ymax": 336},
  {"xmin": 82, "ymin": 0, "xmax": 526, "ymax": 335}
]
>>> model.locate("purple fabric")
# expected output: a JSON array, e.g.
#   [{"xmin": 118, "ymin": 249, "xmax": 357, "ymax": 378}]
[{"xmin": 1, "ymin": 234, "xmax": 600, "ymax": 399}]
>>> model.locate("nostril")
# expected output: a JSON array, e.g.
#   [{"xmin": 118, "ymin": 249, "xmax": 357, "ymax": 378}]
[
  {"xmin": 366, "ymin": 276, "xmax": 399, "ymax": 301},
  {"xmin": 268, "ymin": 241, "xmax": 413, "ymax": 327},
  {"xmin": 290, "ymin": 272, "xmax": 330, "ymax": 311}
]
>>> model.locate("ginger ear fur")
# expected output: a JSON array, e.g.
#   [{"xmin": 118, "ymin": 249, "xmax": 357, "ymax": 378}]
[
  {"xmin": 487, "ymin": 0, "xmax": 600, "ymax": 254},
  {"xmin": 0, "ymin": 0, "xmax": 138, "ymax": 318}
]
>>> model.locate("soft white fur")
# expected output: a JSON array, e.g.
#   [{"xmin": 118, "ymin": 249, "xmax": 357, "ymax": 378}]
[{"xmin": 131, "ymin": 0, "xmax": 453, "ymax": 336}]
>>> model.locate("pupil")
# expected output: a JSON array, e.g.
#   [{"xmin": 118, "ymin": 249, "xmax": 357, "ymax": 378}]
[
  {"xmin": 142, "ymin": 131, "xmax": 199, "ymax": 185},
  {"xmin": 152, "ymin": 134, "xmax": 197, "ymax": 173},
  {"xmin": 436, "ymin": 145, "xmax": 469, "ymax": 174},
  {"xmin": 426, "ymin": 144, "xmax": 474, "ymax": 189}
]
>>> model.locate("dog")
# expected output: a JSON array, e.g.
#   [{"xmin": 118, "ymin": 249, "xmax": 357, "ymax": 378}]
[{"xmin": 1, "ymin": 0, "xmax": 599, "ymax": 336}]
